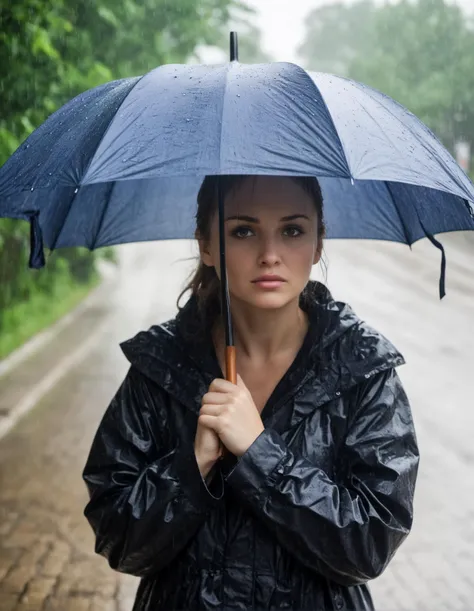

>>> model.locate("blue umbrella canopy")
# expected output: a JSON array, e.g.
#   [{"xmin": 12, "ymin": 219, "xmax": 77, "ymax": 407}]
[{"xmin": 1, "ymin": 36, "xmax": 473, "ymax": 300}]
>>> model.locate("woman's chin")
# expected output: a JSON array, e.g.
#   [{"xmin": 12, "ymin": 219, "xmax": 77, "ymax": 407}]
[{"xmin": 237, "ymin": 290, "xmax": 298, "ymax": 311}]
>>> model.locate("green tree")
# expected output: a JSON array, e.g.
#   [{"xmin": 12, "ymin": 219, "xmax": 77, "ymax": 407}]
[
  {"xmin": 299, "ymin": 0, "xmax": 474, "ymax": 150},
  {"xmin": 298, "ymin": 1, "xmax": 375, "ymax": 75},
  {"xmin": 0, "ymin": 0, "xmax": 244, "ymax": 162}
]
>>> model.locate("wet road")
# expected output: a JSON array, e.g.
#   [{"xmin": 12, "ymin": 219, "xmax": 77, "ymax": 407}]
[{"xmin": 0, "ymin": 235, "xmax": 473, "ymax": 610}]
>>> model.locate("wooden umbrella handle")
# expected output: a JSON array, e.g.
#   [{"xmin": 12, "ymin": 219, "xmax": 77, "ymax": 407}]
[{"xmin": 225, "ymin": 346, "xmax": 237, "ymax": 384}]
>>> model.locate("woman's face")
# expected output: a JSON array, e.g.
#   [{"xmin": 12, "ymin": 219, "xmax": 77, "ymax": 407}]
[{"xmin": 200, "ymin": 176, "xmax": 322, "ymax": 311}]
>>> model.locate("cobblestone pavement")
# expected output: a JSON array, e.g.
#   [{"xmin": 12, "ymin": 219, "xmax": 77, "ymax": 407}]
[{"xmin": 0, "ymin": 235, "xmax": 473, "ymax": 611}]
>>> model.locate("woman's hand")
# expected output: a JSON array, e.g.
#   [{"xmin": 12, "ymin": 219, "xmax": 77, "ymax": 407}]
[
  {"xmin": 199, "ymin": 375, "xmax": 265, "ymax": 457},
  {"xmin": 194, "ymin": 418, "xmax": 222, "ymax": 481}
]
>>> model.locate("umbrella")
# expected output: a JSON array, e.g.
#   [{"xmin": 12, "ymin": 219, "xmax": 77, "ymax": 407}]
[{"xmin": 1, "ymin": 32, "xmax": 474, "ymax": 383}]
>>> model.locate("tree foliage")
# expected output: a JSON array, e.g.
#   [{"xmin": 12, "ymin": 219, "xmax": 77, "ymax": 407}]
[
  {"xmin": 0, "ymin": 0, "xmax": 242, "ymax": 161},
  {"xmin": 299, "ymin": 0, "xmax": 474, "ymax": 150}
]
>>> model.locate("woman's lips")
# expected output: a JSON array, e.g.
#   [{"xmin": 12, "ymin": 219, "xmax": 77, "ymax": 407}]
[{"xmin": 252, "ymin": 276, "xmax": 286, "ymax": 289}]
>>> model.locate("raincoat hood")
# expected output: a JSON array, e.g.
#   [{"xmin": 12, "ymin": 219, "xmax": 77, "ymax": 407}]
[{"xmin": 120, "ymin": 281, "xmax": 405, "ymax": 410}]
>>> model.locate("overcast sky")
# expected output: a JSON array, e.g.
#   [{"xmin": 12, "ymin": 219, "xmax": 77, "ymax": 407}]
[{"xmin": 241, "ymin": 0, "xmax": 474, "ymax": 64}]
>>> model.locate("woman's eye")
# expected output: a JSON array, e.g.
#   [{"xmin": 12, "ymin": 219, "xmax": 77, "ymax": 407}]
[
  {"xmin": 283, "ymin": 225, "xmax": 304, "ymax": 237},
  {"xmin": 231, "ymin": 226, "xmax": 254, "ymax": 239}
]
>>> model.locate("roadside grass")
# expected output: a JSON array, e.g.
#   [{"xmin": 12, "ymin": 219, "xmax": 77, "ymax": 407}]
[{"xmin": 0, "ymin": 274, "xmax": 100, "ymax": 360}]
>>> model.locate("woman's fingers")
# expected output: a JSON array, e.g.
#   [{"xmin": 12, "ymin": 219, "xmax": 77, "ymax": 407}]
[
  {"xmin": 209, "ymin": 378, "xmax": 237, "ymax": 393},
  {"xmin": 199, "ymin": 403, "xmax": 222, "ymax": 416},
  {"xmin": 202, "ymin": 391, "xmax": 229, "ymax": 405},
  {"xmin": 198, "ymin": 414, "xmax": 219, "ymax": 430}
]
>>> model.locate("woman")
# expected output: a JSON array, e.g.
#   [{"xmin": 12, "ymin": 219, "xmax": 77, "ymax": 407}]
[{"xmin": 83, "ymin": 175, "xmax": 419, "ymax": 611}]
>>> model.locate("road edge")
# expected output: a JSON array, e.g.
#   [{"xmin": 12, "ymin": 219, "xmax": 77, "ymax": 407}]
[
  {"xmin": 0, "ymin": 318, "xmax": 109, "ymax": 440},
  {"xmin": 0, "ymin": 261, "xmax": 119, "ymax": 441},
  {"xmin": 0, "ymin": 262, "xmax": 116, "ymax": 379}
]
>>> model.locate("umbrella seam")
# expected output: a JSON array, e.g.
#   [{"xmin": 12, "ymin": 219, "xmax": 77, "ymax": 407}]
[
  {"xmin": 90, "ymin": 181, "xmax": 117, "ymax": 250},
  {"xmin": 218, "ymin": 62, "xmax": 233, "ymax": 171},
  {"xmin": 80, "ymin": 75, "xmax": 147, "ymax": 187},
  {"xmin": 306, "ymin": 72, "xmax": 353, "ymax": 179},
  {"xmin": 49, "ymin": 187, "xmax": 79, "ymax": 252},
  {"xmin": 385, "ymin": 182, "xmax": 412, "ymax": 246}
]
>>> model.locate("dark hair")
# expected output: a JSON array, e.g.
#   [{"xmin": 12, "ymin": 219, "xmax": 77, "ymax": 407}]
[{"xmin": 177, "ymin": 175, "xmax": 326, "ymax": 327}]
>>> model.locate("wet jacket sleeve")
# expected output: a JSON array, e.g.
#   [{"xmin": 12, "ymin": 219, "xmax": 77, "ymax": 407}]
[
  {"xmin": 225, "ymin": 368, "xmax": 419, "ymax": 586},
  {"xmin": 82, "ymin": 366, "xmax": 223, "ymax": 577}
]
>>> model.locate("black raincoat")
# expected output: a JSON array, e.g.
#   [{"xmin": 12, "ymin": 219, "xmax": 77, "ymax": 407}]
[{"xmin": 83, "ymin": 282, "xmax": 419, "ymax": 611}]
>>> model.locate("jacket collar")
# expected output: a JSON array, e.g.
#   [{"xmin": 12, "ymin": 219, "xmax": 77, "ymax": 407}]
[{"xmin": 120, "ymin": 281, "xmax": 404, "ymax": 413}]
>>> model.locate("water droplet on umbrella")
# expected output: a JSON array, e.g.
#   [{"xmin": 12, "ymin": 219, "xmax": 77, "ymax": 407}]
[
  {"xmin": 30, "ymin": 187, "xmax": 34, "ymax": 191},
  {"xmin": 74, "ymin": 187, "xmax": 79, "ymax": 194},
  {"xmin": 237, "ymin": 94, "xmax": 240, "ymax": 97}
]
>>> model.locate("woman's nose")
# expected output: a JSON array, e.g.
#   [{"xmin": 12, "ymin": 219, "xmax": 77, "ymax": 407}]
[{"xmin": 257, "ymin": 237, "xmax": 281, "ymax": 266}]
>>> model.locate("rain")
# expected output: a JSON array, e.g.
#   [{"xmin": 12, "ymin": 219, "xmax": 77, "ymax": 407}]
[{"xmin": 0, "ymin": 1, "xmax": 473, "ymax": 610}]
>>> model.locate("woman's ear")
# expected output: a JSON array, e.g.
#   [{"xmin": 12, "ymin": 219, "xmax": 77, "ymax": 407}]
[
  {"xmin": 313, "ymin": 239, "xmax": 323, "ymax": 265},
  {"xmin": 197, "ymin": 235, "xmax": 214, "ymax": 268}
]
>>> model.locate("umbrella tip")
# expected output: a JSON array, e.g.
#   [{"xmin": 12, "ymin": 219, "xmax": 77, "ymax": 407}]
[{"xmin": 230, "ymin": 31, "xmax": 239, "ymax": 62}]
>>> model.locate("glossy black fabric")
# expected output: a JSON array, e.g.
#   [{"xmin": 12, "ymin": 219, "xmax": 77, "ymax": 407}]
[{"xmin": 83, "ymin": 283, "xmax": 419, "ymax": 610}]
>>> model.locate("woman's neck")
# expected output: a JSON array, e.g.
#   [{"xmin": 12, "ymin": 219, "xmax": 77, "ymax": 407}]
[{"xmin": 214, "ymin": 297, "xmax": 309, "ymax": 365}]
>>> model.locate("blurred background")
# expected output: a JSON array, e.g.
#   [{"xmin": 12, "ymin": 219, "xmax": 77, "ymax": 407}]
[{"xmin": 0, "ymin": 1, "xmax": 473, "ymax": 610}]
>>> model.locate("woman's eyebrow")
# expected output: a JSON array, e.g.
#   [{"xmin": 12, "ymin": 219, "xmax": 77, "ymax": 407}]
[
  {"xmin": 225, "ymin": 215, "xmax": 259, "ymax": 222},
  {"xmin": 280, "ymin": 214, "xmax": 310, "ymax": 221},
  {"xmin": 225, "ymin": 213, "xmax": 310, "ymax": 223}
]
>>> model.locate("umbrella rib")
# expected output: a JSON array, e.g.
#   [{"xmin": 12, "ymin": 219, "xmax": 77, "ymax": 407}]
[
  {"xmin": 90, "ymin": 181, "xmax": 117, "ymax": 250},
  {"xmin": 218, "ymin": 62, "xmax": 233, "ymax": 170},
  {"xmin": 81, "ymin": 75, "xmax": 146, "ymax": 187},
  {"xmin": 385, "ymin": 181, "xmax": 412, "ymax": 246},
  {"xmin": 49, "ymin": 188, "xmax": 79, "ymax": 252},
  {"xmin": 307, "ymin": 73, "xmax": 353, "ymax": 178}
]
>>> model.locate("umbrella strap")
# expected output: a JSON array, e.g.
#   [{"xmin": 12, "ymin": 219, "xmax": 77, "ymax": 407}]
[
  {"xmin": 418, "ymin": 218, "xmax": 446, "ymax": 300},
  {"xmin": 28, "ymin": 211, "xmax": 46, "ymax": 269}
]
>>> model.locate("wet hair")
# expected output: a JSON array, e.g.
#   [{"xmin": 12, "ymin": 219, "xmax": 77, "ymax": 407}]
[{"xmin": 177, "ymin": 175, "xmax": 326, "ymax": 329}]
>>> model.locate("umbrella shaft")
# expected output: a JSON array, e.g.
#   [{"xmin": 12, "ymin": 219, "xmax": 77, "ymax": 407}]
[{"xmin": 218, "ymin": 180, "xmax": 234, "ymax": 350}]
